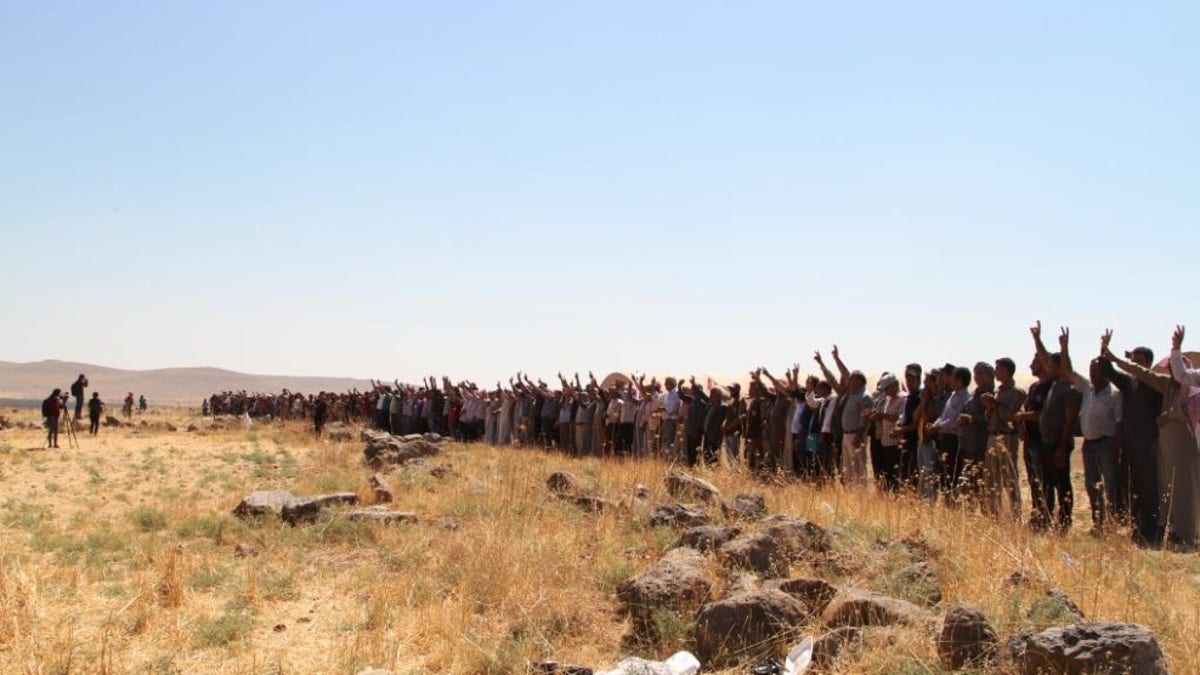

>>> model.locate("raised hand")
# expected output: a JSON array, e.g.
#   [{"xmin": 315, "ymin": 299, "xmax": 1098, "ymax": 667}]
[
  {"xmin": 1173, "ymin": 325, "xmax": 1185, "ymax": 351},
  {"xmin": 1059, "ymin": 326, "xmax": 1070, "ymax": 350},
  {"xmin": 1030, "ymin": 320, "xmax": 1041, "ymax": 341},
  {"xmin": 831, "ymin": 345, "xmax": 840, "ymax": 360},
  {"xmin": 1101, "ymin": 329, "xmax": 1113, "ymax": 354},
  {"xmin": 813, "ymin": 351, "xmax": 824, "ymax": 364}
]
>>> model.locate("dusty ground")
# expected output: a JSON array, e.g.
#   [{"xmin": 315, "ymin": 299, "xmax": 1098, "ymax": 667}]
[{"xmin": 1, "ymin": 408, "xmax": 1198, "ymax": 674}]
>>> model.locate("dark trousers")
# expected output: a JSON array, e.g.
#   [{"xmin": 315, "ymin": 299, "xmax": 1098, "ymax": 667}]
[
  {"xmin": 47, "ymin": 416, "xmax": 60, "ymax": 447},
  {"xmin": 74, "ymin": 396, "xmax": 84, "ymax": 420},
  {"xmin": 1032, "ymin": 440, "xmax": 1073, "ymax": 531},
  {"xmin": 938, "ymin": 434, "xmax": 963, "ymax": 503},
  {"xmin": 702, "ymin": 438, "xmax": 720, "ymax": 466},
  {"xmin": 899, "ymin": 437, "xmax": 919, "ymax": 488},
  {"xmin": 816, "ymin": 433, "xmax": 835, "ymax": 483},
  {"xmin": 89, "ymin": 414, "xmax": 100, "ymax": 435},
  {"xmin": 871, "ymin": 439, "xmax": 902, "ymax": 492},
  {"xmin": 617, "ymin": 422, "xmax": 635, "ymax": 455},
  {"xmin": 1127, "ymin": 444, "xmax": 1163, "ymax": 546},
  {"xmin": 685, "ymin": 432, "xmax": 703, "ymax": 466}
]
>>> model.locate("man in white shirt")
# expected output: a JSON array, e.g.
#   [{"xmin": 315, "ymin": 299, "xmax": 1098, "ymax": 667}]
[{"xmin": 1064, "ymin": 331, "xmax": 1122, "ymax": 532}]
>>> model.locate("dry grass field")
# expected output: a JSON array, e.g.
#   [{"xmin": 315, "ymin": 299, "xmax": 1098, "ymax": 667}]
[{"xmin": 1, "ymin": 408, "xmax": 1197, "ymax": 674}]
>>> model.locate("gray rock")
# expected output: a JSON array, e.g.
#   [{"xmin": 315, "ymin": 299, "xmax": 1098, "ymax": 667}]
[
  {"xmin": 232, "ymin": 490, "xmax": 296, "ymax": 519},
  {"xmin": 679, "ymin": 525, "xmax": 741, "ymax": 553},
  {"xmin": 721, "ymin": 493, "xmax": 767, "ymax": 520},
  {"xmin": 362, "ymin": 430, "xmax": 440, "ymax": 468},
  {"xmin": 187, "ymin": 423, "xmax": 199, "ymax": 432},
  {"xmin": 1028, "ymin": 588, "xmax": 1086, "ymax": 625},
  {"xmin": 650, "ymin": 503, "xmax": 710, "ymax": 528},
  {"xmin": 724, "ymin": 572, "xmax": 763, "ymax": 597},
  {"xmin": 664, "ymin": 470, "xmax": 721, "ymax": 504},
  {"xmin": 328, "ymin": 427, "xmax": 352, "ymax": 441},
  {"xmin": 1014, "ymin": 623, "xmax": 1169, "ymax": 675},
  {"xmin": 370, "ymin": 472, "xmax": 395, "ymax": 503},
  {"xmin": 616, "ymin": 547, "xmax": 712, "ymax": 638},
  {"xmin": 938, "ymin": 603, "xmax": 998, "ymax": 670},
  {"xmin": 346, "ymin": 506, "xmax": 419, "ymax": 524},
  {"xmin": 104, "ymin": 415, "xmax": 122, "ymax": 427},
  {"xmin": 559, "ymin": 493, "xmax": 616, "ymax": 513},
  {"xmin": 764, "ymin": 577, "xmax": 839, "ymax": 614},
  {"xmin": 281, "ymin": 492, "xmax": 359, "ymax": 525},
  {"xmin": 693, "ymin": 589, "xmax": 810, "ymax": 665},
  {"xmin": 821, "ymin": 587, "xmax": 928, "ymax": 628},
  {"xmin": 812, "ymin": 626, "xmax": 863, "ymax": 667}
]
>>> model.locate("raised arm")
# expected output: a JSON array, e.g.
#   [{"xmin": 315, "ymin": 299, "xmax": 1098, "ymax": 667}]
[
  {"xmin": 814, "ymin": 353, "xmax": 845, "ymax": 395},
  {"xmin": 1101, "ymin": 330, "xmax": 1171, "ymax": 393},
  {"xmin": 831, "ymin": 345, "xmax": 851, "ymax": 387},
  {"xmin": 1170, "ymin": 325, "xmax": 1200, "ymax": 386}
]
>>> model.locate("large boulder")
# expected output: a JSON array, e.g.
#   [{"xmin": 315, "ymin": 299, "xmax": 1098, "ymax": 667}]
[
  {"xmin": 650, "ymin": 504, "xmax": 710, "ymax": 528},
  {"xmin": 812, "ymin": 626, "xmax": 863, "ymax": 667},
  {"xmin": 821, "ymin": 588, "xmax": 928, "ymax": 628},
  {"xmin": 764, "ymin": 577, "xmax": 839, "ymax": 615},
  {"xmin": 721, "ymin": 494, "xmax": 767, "ymax": 521},
  {"xmin": 679, "ymin": 525, "xmax": 742, "ymax": 553},
  {"xmin": 693, "ymin": 589, "xmax": 810, "ymax": 665},
  {"xmin": 362, "ymin": 430, "xmax": 440, "ymax": 468},
  {"xmin": 719, "ymin": 533, "xmax": 790, "ymax": 578},
  {"xmin": 938, "ymin": 603, "xmax": 998, "ymax": 670},
  {"xmin": 665, "ymin": 471, "xmax": 721, "ymax": 504},
  {"xmin": 281, "ymin": 493, "xmax": 359, "ymax": 525},
  {"xmin": 616, "ymin": 547, "xmax": 713, "ymax": 638},
  {"xmin": 1012, "ymin": 623, "xmax": 1169, "ymax": 675},
  {"xmin": 232, "ymin": 490, "xmax": 295, "ymax": 519}
]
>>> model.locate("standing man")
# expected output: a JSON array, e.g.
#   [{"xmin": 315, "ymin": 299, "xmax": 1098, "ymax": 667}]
[
  {"xmin": 1031, "ymin": 323, "xmax": 1083, "ymax": 533},
  {"xmin": 983, "ymin": 358, "xmax": 1026, "ymax": 520},
  {"xmin": 1105, "ymin": 336, "xmax": 1163, "ymax": 546},
  {"xmin": 929, "ymin": 367, "xmax": 971, "ymax": 504},
  {"xmin": 70, "ymin": 374, "xmax": 88, "ymax": 420},
  {"xmin": 661, "ymin": 377, "xmax": 681, "ymax": 454},
  {"xmin": 867, "ymin": 373, "xmax": 906, "ymax": 491},
  {"xmin": 957, "ymin": 363, "xmax": 996, "ymax": 509},
  {"xmin": 43, "ymin": 388, "xmax": 65, "ymax": 449},
  {"xmin": 87, "ymin": 392, "xmax": 104, "ymax": 435},
  {"xmin": 1063, "ymin": 332, "xmax": 1122, "ymax": 535},
  {"xmin": 817, "ymin": 346, "xmax": 873, "ymax": 487}
]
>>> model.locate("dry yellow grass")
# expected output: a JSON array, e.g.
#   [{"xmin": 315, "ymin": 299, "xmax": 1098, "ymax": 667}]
[{"xmin": 1, "ymin": 408, "xmax": 1198, "ymax": 674}]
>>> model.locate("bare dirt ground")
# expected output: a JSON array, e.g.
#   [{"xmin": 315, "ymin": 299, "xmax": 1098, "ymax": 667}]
[{"xmin": 1, "ymin": 408, "xmax": 1197, "ymax": 674}]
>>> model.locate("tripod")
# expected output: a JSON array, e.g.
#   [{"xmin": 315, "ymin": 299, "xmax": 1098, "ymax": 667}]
[{"xmin": 58, "ymin": 404, "xmax": 79, "ymax": 450}]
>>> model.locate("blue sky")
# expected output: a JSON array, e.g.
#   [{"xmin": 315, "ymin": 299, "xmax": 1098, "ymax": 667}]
[{"xmin": 1, "ymin": 1, "xmax": 1197, "ymax": 384}]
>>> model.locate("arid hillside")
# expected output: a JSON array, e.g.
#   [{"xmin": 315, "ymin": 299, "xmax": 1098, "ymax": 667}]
[{"xmin": 0, "ymin": 360, "xmax": 372, "ymax": 405}]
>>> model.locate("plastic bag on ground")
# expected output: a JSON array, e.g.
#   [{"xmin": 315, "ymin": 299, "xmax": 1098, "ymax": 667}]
[{"xmin": 595, "ymin": 651, "xmax": 700, "ymax": 675}]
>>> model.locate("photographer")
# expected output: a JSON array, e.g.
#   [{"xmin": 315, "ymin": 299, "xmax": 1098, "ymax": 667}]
[
  {"xmin": 70, "ymin": 374, "xmax": 88, "ymax": 420},
  {"xmin": 42, "ymin": 388, "xmax": 67, "ymax": 449}
]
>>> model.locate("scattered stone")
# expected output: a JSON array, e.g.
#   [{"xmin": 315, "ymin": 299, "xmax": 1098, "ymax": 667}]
[
  {"xmin": 105, "ymin": 415, "xmax": 122, "ymax": 427},
  {"xmin": 764, "ymin": 577, "xmax": 839, "ymax": 615},
  {"xmin": 664, "ymin": 470, "xmax": 721, "ymax": 504},
  {"xmin": 1007, "ymin": 569, "xmax": 1031, "ymax": 587},
  {"xmin": 650, "ymin": 503, "xmax": 710, "ymax": 528},
  {"xmin": 900, "ymin": 534, "xmax": 941, "ymax": 561},
  {"xmin": 616, "ymin": 547, "xmax": 713, "ymax": 638},
  {"xmin": 679, "ymin": 525, "xmax": 742, "ymax": 553},
  {"xmin": 328, "ymin": 427, "xmax": 352, "ymax": 442},
  {"xmin": 547, "ymin": 471, "xmax": 586, "ymax": 495},
  {"xmin": 761, "ymin": 514, "xmax": 832, "ymax": 558},
  {"xmin": 821, "ymin": 587, "xmax": 928, "ymax": 628},
  {"xmin": 891, "ymin": 561, "xmax": 942, "ymax": 607},
  {"xmin": 362, "ymin": 430, "xmax": 440, "ymax": 468},
  {"xmin": 635, "ymin": 484, "xmax": 650, "ymax": 499},
  {"xmin": 346, "ymin": 506, "xmax": 419, "ymax": 524},
  {"xmin": 187, "ymin": 423, "xmax": 199, "ymax": 432},
  {"xmin": 1027, "ymin": 588, "xmax": 1085, "ymax": 624},
  {"xmin": 164, "ymin": 422, "xmax": 178, "ymax": 432},
  {"xmin": 430, "ymin": 517, "xmax": 462, "ymax": 531},
  {"xmin": 721, "ymin": 493, "xmax": 767, "ymax": 520},
  {"xmin": 370, "ymin": 473, "xmax": 395, "ymax": 503},
  {"xmin": 281, "ymin": 493, "xmax": 360, "ymax": 526},
  {"xmin": 232, "ymin": 490, "xmax": 296, "ymax": 519},
  {"xmin": 233, "ymin": 543, "xmax": 259, "ymax": 558},
  {"xmin": 561, "ymin": 494, "xmax": 617, "ymax": 513},
  {"xmin": 812, "ymin": 626, "xmax": 863, "ymax": 667},
  {"xmin": 1013, "ymin": 623, "xmax": 1168, "ymax": 675},
  {"xmin": 693, "ymin": 589, "xmax": 810, "ymax": 665},
  {"xmin": 719, "ymin": 532, "xmax": 790, "ymax": 578},
  {"xmin": 273, "ymin": 623, "xmax": 286, "ymax": 632},
  {"xmin": 938, "ymin": 603, "xmax": 998, "ymax": 670}
]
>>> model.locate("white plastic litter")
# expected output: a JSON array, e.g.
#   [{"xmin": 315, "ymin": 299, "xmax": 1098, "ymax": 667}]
[
  {"xmin": 783, "ymin": 637, "xmax": 814, "ymax": 675},
  {"xmin": 595, "ymin": 651, "xmax": 701, "ymax": 675},
  {"xmin": 819, "ymin": 501, "xmax": 835, "ymax": 516}
]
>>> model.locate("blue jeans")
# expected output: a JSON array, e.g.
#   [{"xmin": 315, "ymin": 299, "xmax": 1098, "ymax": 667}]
[{"xmin": 1083, "ymin": 437, "xmax": 1118, "ymax": 527}]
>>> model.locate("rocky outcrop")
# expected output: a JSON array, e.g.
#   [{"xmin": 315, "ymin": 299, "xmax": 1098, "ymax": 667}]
[
  {"xmin": 821, "ymin": 588, "xmax": 928, "ymax": 628},
  {"xmin": 650, "ymin": 504, "xmax": 710, "ymax": 528},
  {"xmin": 616, "ymin": 547, "xmax": 712, "ymax": 638},
  {"xmin": 1011, "ymin": 623, "xmax": 1169, "ymax": 675},
  {"xmin": 679, "ymin": 525, "xmax": 741, "ymax": 553},
  {"xmin": 693, "ymin": 589, "xmax": 810, "ymax": 665},
  {"xmin": 665, "ymin": 471, "xmax": 721, "ymax": 504},
  {"xmin": 232, "ymin": 490, "xmax": 296, "ymax": 518},
  {"xmin": 938, "ymin": 603, "xmax": 998, "ymax": 670}
]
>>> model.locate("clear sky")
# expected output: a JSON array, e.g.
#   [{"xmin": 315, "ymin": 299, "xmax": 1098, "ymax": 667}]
[{"xmin": 2, "ymin": 1, "xmax": 1197, "ymax": 385}]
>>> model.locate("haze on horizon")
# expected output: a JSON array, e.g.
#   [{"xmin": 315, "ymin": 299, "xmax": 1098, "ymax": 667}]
[{"xmin": 2, "ymin": 1, "xmax": 1197, "ymax": 386}]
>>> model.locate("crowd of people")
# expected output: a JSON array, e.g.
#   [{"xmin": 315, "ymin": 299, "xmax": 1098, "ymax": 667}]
[{"xmin": 218, "ymin": 324, "xmax": 1200, "ymax": 550}]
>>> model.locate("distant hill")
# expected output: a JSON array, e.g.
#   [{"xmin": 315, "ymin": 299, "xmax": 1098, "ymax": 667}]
[{"xmin": 0, "ymin": 360, "xmax": 373, "ymax": 405}]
